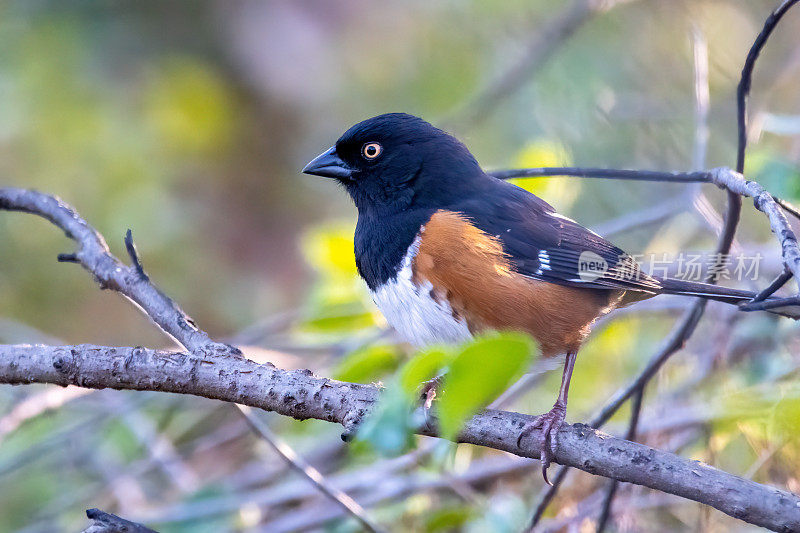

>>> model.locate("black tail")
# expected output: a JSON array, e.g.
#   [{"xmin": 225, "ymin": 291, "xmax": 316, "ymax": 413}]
[{"xmin": 658, "ymin": 278, "xmax": 800, "ymax": 320}]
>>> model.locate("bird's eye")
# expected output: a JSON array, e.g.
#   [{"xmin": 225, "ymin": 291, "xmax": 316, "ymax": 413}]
[{"xmin": 361, "ymin": 142, "xmax": 382, "ymax": 160}]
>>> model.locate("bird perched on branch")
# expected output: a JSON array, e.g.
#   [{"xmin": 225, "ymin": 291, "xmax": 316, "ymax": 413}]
[{"xmin": 303, "ymin": 113, "xmax": 799, "ymax": 482}]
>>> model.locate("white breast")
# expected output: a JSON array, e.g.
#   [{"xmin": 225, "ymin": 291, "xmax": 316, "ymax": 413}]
[{"xmin": 370, "ymin": 236, "xmax": 472, "ymax": 347}]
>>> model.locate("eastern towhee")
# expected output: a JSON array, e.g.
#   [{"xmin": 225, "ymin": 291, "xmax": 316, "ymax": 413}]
[{"xmin": 303, "ymin": 113, "xmax": 798, "ymax": 481}]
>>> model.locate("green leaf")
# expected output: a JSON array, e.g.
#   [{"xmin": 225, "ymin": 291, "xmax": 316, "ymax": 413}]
[
  {"xmin": 438, "ymin": 333, "xmax": 536, "ymax": 440},
  {"xmin": 399, "ymin": 346, "xmax": 453, "ymax": 397},
  {"xmin": 355, "ymin": 384, "xmax": 416, "ymax": 455},
  {"xmin": 356, "ymin": 346, "xmax": 454, "ymax": 456},
  {"xmin": 424, "ymin": 505, "xmax": 475, "ymax": 532},
  {"xmin": 334, "ymin": 344, "xmax": 401, "ymax": 384}
]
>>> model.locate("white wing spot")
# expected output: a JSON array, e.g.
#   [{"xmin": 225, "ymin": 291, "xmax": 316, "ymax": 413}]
[
  {"xmin": 550, "ymin": 212, "xmax": 577, "ymax": 224},
  {"xmin": 551, "ymin": 211, "xmax": 601, "ymax": 236},
  {"xmin": 537, "ymin": 250, "xmax": 551, "ymax": 270}
]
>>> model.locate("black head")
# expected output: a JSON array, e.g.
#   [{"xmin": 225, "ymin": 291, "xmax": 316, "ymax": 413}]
[{"xmin": 302, "ymin": 113, "xmax": 485, "ymax": 214}]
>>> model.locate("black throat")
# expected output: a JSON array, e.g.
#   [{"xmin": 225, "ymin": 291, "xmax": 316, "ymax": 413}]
[{"xmin": 353, "ymin": 207, "xmax": 434, "ymax": 290}]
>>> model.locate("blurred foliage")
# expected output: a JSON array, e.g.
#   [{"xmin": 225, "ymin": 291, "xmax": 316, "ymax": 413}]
[
  {"xmin": 0, "ymin": 0, "xmax": 799, "ymax": 532},
  {"xmin": 437, "ymin": 333, "xmax": 535, "ymax": 440},
  {"xmin": 357, "ymin": 334, "xmax": 534, "ymax": 454}
]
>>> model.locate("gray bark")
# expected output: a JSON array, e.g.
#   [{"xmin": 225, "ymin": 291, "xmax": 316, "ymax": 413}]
[{"xmin": 2, "ymin": 343, "xmax": 799, "ymax": 532}]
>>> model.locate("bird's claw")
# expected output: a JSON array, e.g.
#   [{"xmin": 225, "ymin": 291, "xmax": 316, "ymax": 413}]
[
  {"xmin": 417, "ymin": 375, "xmax": 444, "ymax": 428},
  {"xmin": 517, "ymin": 403, "xmax": 567, "ymax": 486}
]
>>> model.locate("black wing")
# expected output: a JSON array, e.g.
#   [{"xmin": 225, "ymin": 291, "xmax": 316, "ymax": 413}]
[{"xmin": 452, "ymin": 179, "xmax": 661, "ymax": 293}]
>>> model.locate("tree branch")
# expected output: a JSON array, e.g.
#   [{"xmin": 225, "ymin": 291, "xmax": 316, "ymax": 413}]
[
  {"xmin": 525, "ymin": 1, "xmax": 799, "ymax": 524},
  {"xmin": 0, "ymin": 109, "xmax": 798, "ymax": 532},
  {"xmin": 2, "ymin": 343, "xmax": 799, "ymax": 532},
  {"xmin": 453, "ymin": 0, "xmax": 637, "ymax": 127},
  {"xmin": 0, "ymin": 187, "xmax": 234, "ymax": 356},
  {"xmin": 82, "ymin": 508, "xmax": 157, "ymax": 533},
  {"xmin": 237, "ymin": 405, "xmax": 386, "ymax": 533},
  {"xmin": 709, "ymin": 167, "xmax": 800, "ymax": 287}
]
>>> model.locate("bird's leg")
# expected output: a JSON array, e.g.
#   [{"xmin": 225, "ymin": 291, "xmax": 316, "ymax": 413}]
[
  {"xmin": 418, "ymin": 374, "xmax": 444, "ymax": 410},
  {"xmin": 517, "ymin": 351, "xmax": 577, "ymax": 485}
]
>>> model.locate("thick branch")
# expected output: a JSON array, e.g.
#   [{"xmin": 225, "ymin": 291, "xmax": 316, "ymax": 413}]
[{"xmin": 1, "ymin": 343, "xmax": 799, "ymax": 532}]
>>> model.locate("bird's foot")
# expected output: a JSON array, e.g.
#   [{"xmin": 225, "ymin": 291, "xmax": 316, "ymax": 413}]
[
  {"xmin": 517, "ymin": 401, "xmax": 567, "ymax": 485},
  {"xmin": 416, "ymin": 375, "xmax": 444, "ymax": 428},
  {"xmin": 419, "ymin": 375, "xmax": 442, "ymax": 410}
]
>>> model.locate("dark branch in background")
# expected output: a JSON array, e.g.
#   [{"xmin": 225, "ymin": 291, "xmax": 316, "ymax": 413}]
[
  {"xmin": 524, "ymin": 0, "xmax": 799, "ymax": 527},
  {"xmin": 452, "ymin": 0, "xmax": 637, "ymax": 127},
  {"xmin": 1, "ymin": 185, "xmax": 799, "ymax": 530},
  {"xmin": 236, "ymin": 405, "xmax": 386, "ymax": 533},
  {"xmin": 490, "ymin": 166, "xmax": 710, "ymax": 183},
  {"xmin": 737, "ymin": 0, "xmax": 800, "ymax": 174},
  {"xmin": 596, "ymin": 388, "xmax": 644, "ymax": 532},
  {"xmin": 82, "ymin": 508, "xmax": 157, "ymax": 533}
]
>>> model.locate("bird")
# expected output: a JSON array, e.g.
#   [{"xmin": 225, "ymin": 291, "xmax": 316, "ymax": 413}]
[{"xmin": 302, "ymin": 112, "xmax": 799, "ymax": 482}]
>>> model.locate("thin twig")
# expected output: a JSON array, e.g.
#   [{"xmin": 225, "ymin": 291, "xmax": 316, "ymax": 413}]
[
  {"xmin": 527, "ymin": 0, "xmax": 800, "ymax": 524},
  {"xmin": 749, "ymin": 268, "xmax": 793, "ymax": 303},
  {"xmin": 453, "ymin": 0, "xmax": 636, "ymax": 127},
  {"xmin": 490, "ymin": 166, "xmax": 712, "ymax": 182},
  {"xmin": 124, "ymin": 229, "xmax": 149, "ymax": 281},
  {"xmin": 490, "ymin": 166, "xmax": 800, "ymax": 224},
  {"xmin": 737, "ymin": 0, "xmax": 800, "ymax": 174},
  {"xmin": 236, "ymin": 405, "xmax": 386, "ymax": 533}
]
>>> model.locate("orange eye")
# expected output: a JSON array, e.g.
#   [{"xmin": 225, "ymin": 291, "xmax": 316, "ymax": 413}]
[{"xmin": 361, "ymin": 142, "xmax": 382, "ymax": 160}]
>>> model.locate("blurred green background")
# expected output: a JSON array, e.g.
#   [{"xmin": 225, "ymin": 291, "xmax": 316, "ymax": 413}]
[{"xmin": 1, "ymin": 1, "xmax": 799, "ymax": 531}]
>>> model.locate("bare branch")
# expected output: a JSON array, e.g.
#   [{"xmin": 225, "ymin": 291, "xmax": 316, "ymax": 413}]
[
  {"xmin": 0, "ymin": 187, "xmax": 235, "ymax": 356},
  {"xmin": 237, "ymin": 405, "xmax": 386, "ymax": 533},
  {"xmin": 737, "ymin": 0, "xmax": 800, "ymax": 174},
  {"xmin": 489, "ymin": 166, "xmax": 712, "ymax": 183},
  {"xmin": 526, "ymin": 1, "xmax": 800, "ymax": 524},
  {"xmin": 709, "ymin": 167, "xmax": 800, "ymax": 287},
  {"xmin": 0, "ymin": 343, "xmax": 798, "ymax": 532},
  {"xmin": 82, "ymin": 508, "xmax": 157, "ymax": 533},
  {"xmin": 453, "ymin": 0, "xmax": 636, "ymax": 127}
]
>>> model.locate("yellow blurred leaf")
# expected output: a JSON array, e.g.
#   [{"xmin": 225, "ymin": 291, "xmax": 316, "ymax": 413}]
[
  {"xmin": 144, "ymin": 57, "xmax": 236, "ymax": 156},
  {"xmin": 301, "ymin": 223, "xmax": 358, "ymax": 278},
  {"xmin": 509, "ymin": 139, "xmax": 578, "ymax": 207}
]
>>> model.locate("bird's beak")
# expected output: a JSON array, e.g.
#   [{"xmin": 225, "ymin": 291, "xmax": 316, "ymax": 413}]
[{"xmin": 302, "ymin": 146, "xmax": 354, "ymax": 179}]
